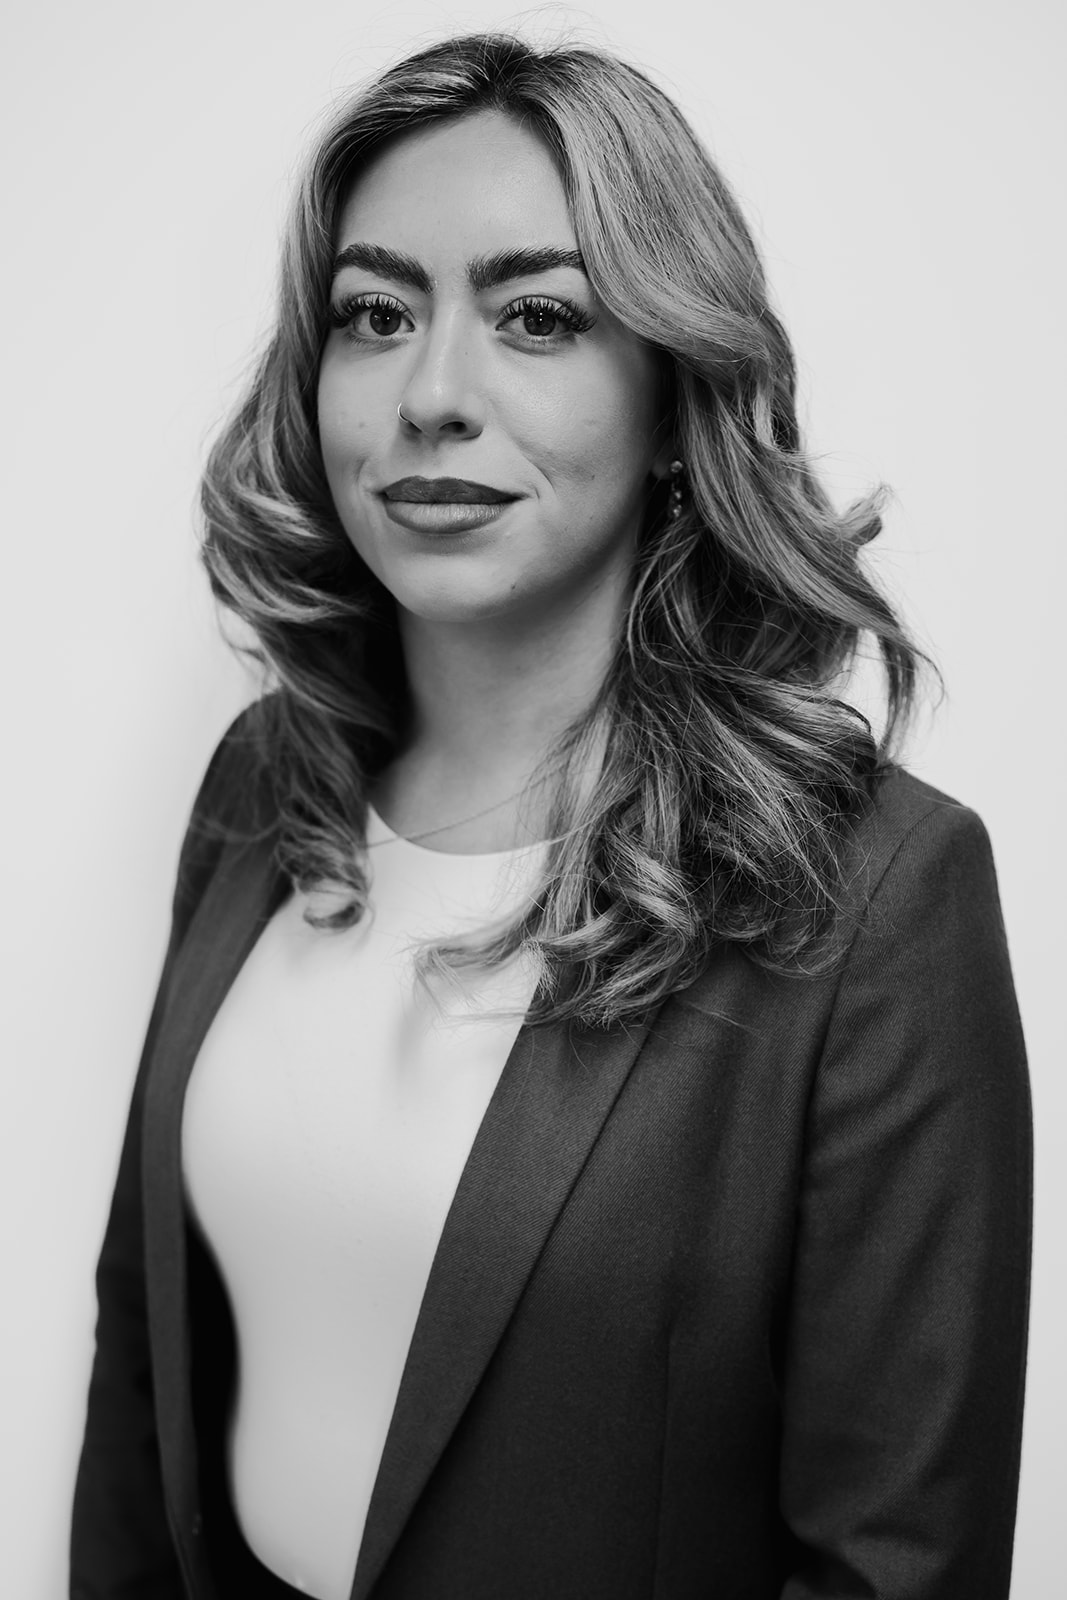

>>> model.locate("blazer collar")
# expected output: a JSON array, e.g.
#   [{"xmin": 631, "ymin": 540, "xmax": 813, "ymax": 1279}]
[{"xmin": 139, "ymin": 827, "xmax": 660, "ymax": 1597}]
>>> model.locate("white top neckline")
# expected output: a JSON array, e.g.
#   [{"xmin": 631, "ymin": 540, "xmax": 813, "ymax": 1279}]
[{"xmin": 364, "ymin": 799, "xmax": 550, "ymax": 863}]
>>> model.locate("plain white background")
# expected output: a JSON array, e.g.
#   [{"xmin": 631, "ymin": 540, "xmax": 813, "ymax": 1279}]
[{"xmin": 2, "ymin": 1, "xmax": 1062, "ymax": 1592}]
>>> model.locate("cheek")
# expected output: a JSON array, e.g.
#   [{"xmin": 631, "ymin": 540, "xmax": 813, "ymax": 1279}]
[
  {"xmin": 560, "ymin": 407, "xmax": 659, "ymax": 513},
  {"xmin": 552, "ymin": 349, "xmax": 661, "ymax": 486},
  {"xmin": 316, "ymin": 365, "xmax": 375, "ymax": 478},
  {"xmin": 602, "ymin": 350, "xmax": 662, "ymax": 454}
]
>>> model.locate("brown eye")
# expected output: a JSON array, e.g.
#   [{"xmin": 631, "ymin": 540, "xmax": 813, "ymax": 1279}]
[
  {"xmin": 328, "ymin": 293, "xmax": 411, "ymax": 341},
  {"xmin": 501, "ymin": 295, "xmax": 594, "ymax": 345},
  {"xmin": 522, "ymin": 307, "xmax": 560, "ymax": 338},
  {"xmin": 368, "ymin": 305, "xmax": 404, "ymax": 337}
]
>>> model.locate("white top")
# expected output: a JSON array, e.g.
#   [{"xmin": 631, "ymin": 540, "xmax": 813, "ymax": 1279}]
[{"xmin": 181, "ymin": 804, "xmax": 546, "ymax": 1598}]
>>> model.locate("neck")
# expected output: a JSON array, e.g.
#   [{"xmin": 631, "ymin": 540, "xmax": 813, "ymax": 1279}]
[{"xmin": 373, "ymin": 581, "xmax": 626, "ymax": 849}]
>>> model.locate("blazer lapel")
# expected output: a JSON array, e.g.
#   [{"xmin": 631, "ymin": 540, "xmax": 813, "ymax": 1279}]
[
  {"xmin": 141, "ymin": 831, "xmax": 287, "ymax": 1548},
  {"xmin": 139, "ymin": 817, "xmax": 661, "ymax": 1597},
  {"xmin": 349, "ymin": 1007, "xmax": 662, "ymax": 1600}
]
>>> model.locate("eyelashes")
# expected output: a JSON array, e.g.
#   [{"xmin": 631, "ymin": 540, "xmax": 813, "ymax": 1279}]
[
  {"xmin": 501, "ymin": 294, "xmax": 597, "ymax": 340},
  {"xmin": 327, "ymin": 291, "xmax": 597, "ymax": 346},
  {"xmin": 327, "ymin": 293, "xmax": 407, "ymax": 340}
]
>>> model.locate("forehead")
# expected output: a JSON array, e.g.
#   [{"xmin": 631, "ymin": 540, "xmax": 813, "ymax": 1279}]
[{"xmin": 335, "ymin": 110, "xmax": 576, "ymax": 263}]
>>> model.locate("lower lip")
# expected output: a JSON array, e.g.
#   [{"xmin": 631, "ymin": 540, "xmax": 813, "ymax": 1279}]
[{"xmin": 381, "ymin": 498, "xmax": 516, "ymax": 535}]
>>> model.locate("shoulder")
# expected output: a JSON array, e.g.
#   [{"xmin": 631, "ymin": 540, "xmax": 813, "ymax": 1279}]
[
  {"xmin": 187, "ymin": 693, "xmax": 280, "ymax": 827},
  {"xmin": 812, "ymin": 762, "xmax": 1028, "ymax": 1152},
  {"xmin": 682, "ymin": 764, "xmax": 1006, "ymax": 1016},
  {"xmin": 845, "ymin": 762, "xmax": 999, "ymax": 919},
  {"xmin": 170, "ymin": 694, "xmax": 282, "ymax": 932},
  {"xmin": 181, "ymin": 692, "xmax": 287, "ymax": 846},
  {"xmin": 858, "ymin": 761, "xmax": 989, "ymax": 861},
  {"xmin": 838, "ymin": 768, "xmax": 1017, "ymax": 1017}
]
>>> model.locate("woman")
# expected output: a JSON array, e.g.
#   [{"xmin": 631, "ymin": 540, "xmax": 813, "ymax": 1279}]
[{"xmin": 70, "ymin": 31, "xmax": 1031, "ymax": 1600}]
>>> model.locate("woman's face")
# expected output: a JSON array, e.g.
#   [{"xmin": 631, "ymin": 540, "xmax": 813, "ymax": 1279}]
[{"xmin": 317, "ymin": 109, "xmax": 672, "ymax": 631}]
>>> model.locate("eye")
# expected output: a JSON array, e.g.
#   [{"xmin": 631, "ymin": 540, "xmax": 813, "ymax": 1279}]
[
  {"xmin": 500, "ymin": 295, "xmax": 596, "ymax": 344},
  {"xmin": 328, "ymin": 292, "xmax": 412, "ymax": 342}
]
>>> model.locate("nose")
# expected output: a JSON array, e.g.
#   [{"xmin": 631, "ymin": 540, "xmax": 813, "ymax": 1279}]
[{"xmin": 395, "ymin": 309, "xmax": 485, "ymax": 439}]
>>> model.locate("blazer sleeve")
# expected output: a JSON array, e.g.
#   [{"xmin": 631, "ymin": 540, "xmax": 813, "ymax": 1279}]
[
  {"xmin": 777, "ymin": 799, "xmax": 1032, "ymax": 1598},
  {"xmin": 69, "ymin": 709, "xmax": 261, "ymax": 1599}
]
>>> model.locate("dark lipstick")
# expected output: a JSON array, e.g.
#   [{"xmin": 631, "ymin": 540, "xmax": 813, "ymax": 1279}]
[{"xmin": 382, "ymin": 477, "xmax": 518, "ymax": 505}]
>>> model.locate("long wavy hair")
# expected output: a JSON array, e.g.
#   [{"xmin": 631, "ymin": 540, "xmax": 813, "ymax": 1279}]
[{"xmin": 200, "ymin": 30, "xmax": 927, "ymax": 1029}]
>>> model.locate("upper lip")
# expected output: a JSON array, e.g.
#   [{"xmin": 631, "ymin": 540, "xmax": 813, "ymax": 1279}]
[{"xmin": 382, "ymin": 476, "xmax": 518, "ymax": 505}]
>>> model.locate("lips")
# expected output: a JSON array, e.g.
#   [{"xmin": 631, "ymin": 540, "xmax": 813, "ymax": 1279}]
[{"xmin": 382, "ymin": 476, "xmax": 518, "ymax": 505}]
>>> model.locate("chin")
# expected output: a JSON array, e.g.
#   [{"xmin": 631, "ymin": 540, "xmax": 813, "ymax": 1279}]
[
  {"xmin": 387, "ymin": 562, "xmax": 551, "ymax": 627},
  {"xmin": 399, "ymin": 589, "xmax": 531, "ymax": 627}
]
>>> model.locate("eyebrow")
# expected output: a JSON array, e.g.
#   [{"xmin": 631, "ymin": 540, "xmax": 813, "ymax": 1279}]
[{"xmin": 329, "ymin": 242, "xmax": 588, "ymax": 293}]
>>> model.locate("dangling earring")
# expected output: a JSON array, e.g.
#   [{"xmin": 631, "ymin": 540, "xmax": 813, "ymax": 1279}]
[{"xmin": 668, "ymin": 459, "xmax": 685, "ymax": 520}]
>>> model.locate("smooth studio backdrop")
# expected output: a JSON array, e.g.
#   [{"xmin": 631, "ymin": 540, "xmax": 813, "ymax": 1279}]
[{"xmin": 2, "ymin": 2, "xmax": 1062, "ymax": 1593}]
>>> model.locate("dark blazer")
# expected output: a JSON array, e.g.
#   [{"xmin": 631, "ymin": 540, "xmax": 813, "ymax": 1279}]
[{"xmin": 71, "ymin": 705, "xmax": 1032, "ymax": 1600}]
